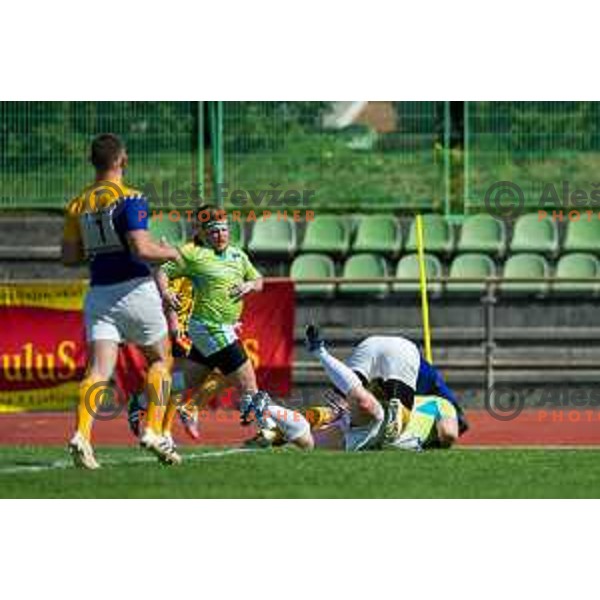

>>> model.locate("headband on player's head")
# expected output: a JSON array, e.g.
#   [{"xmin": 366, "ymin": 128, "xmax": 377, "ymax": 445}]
[{"xmin": 204, "ymin": 219, "xmax": 229, "ymax": 234}]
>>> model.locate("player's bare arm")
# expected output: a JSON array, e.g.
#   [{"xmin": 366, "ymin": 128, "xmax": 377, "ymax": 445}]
[
  {"xmin": 126, "ymin": 229, "xmax": 181, "ymax": 263},
  {"xmin": 61, "ymin": 237, "xmax": 84, "ymax": 266},
  {"xmin": 154, "ymin": 268, "xmax": 181, "ymax": 311}
]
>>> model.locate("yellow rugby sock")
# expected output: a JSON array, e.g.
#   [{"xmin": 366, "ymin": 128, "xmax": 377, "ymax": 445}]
[
  {"xmin": 187, "ymin": 373, "xmax": 226, "ymax": 414},
  {"xmin": 145, "ymin": 362, "xmax": 172, "ymax": 435},
  {"xmin": 303, "ymin": 406, "xmax": 335, "ymax": 428},
  {"xmin": 162, "ymin": 394, "xmax": 180, "ymax": 437},
  {"xmin": 162, "ymin": 368, "xmax": 187, "ymax": 436},
  {"xmin": 76, "ymin": 374, "xmax": 105, "ymax": 442}
]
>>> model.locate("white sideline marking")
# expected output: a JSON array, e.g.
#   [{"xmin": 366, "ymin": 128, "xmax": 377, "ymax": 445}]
[{"xmin": 0, "ymin": 447, "xmax": 255, "ymax": 475}]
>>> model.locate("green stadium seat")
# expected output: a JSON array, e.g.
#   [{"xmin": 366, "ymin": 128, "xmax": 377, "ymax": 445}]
[
  {"xmin": 447, "ymin": 254, "xmax": 497, "ymax": 294},
  {"xmin": 457, "ymin": 214, "xmax": 506, "ymax": 256},
  {"xmin": 248, "ymin": 219, "xmax": 296, "ymax": 255},
  {"xmin": 500, "ymin": 253, "xmax": 550, "ymax": 295},
  {"xmin": 290, "ymin": 254, "xmax": 336, "ymax": 297},
  {"xmin": 228, "ymin": 219, "xmax": 245, "ymax": 247},
  {"xmin": 149, "ymin": 216, "xmax": 186, "ymax": 246},
  {"xmin": 406, "ymin": 214, "xmax": 454, "ymax": 255},
  {"xmin": 392, "ymin": 253, "xmax": 443, "ymax": 295},
  {"xmin": 553, "ymin": 253, "xmax": 600, "ymax": 295},
  {"xmin": 564, "ymin": 218, "xmax": 600, "ymax": 253},
  {"xmin": 301, "ymin": 216, "xmax": 350, "ymax": 255},
  {"xmin": 510, "ymin": 214, "xmax": 559, "ymax": 255},
  {"xmin": 339, "ymin": 253, "xmax": 388, "ymax": 297},
  {"xmin": 352, "ymin": 215, "xmax": 402, "ymax": 257}
]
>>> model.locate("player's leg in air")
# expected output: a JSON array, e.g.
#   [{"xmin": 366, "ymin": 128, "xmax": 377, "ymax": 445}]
[
  {"xmin": 192, "ymin": 334, "xmax": 267, "ymax": 427},
  {"xmin": 305, "ymin": 325, "xmax": 384, "ymax": 451},
  {"xmin": 159, "ymin": 351, "xmax": 213, "ymax": 448},
  {"xmin": 127, "ymin": 355, "xmax": 221, "ymax": 444}
]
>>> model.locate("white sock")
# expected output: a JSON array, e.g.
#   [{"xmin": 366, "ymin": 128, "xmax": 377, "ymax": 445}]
[
  {"xmin": 314, "ymin": 346, "xmax": 361, "ymax": 396},
  {"xmin": 266, "ymin": 404, "xmax": 310, "ymax": 442}
]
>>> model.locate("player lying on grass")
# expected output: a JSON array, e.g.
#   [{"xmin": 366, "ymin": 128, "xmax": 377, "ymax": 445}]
[
  {"xmin": 241, "ymin": 387, "xmax": 460, "ymax": 452},
  {"xmin": 152, "ymin": 207, "xmax": 271, "ymax": 450},
  {"xmin": 240, "ymin": 392, "xmax": 314, "ymax": 450},
  {"xmin": 304, "ymin": 389, "xmax": 462, "ymax": 451},
  {"xmin": 62, "ymin": 133, "xmax": 183, "ymax": 469},
  {"xmin": 239, "ymin": 324, "xmax": 387, "ymax": 452},
  {"xmin": 304, "ymin": 325, "xmax": 468, "ymax": 450}
]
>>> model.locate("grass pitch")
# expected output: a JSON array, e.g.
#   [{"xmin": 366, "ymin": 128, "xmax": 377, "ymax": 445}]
[{"xmin": 2, "ymin": 445, "xmax": 600, "ymax": 498}]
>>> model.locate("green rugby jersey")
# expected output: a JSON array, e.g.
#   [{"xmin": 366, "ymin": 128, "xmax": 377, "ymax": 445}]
[{"xmin": 163, "ymin": 243, "xmax": 261, "ymax": 326}]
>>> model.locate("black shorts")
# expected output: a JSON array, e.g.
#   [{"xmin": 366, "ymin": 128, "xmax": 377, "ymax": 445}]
[
  {"xmin": 172, "ymin": 340, "xmax": 189, "ymax": 359},
  {"xmin": 187, "ymin": 340, "xmax": 248, "ymax": 376}
]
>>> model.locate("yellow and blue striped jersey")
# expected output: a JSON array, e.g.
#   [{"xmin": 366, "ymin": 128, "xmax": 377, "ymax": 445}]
[{"xmin": 63, "ymin": 179, "xmax": 152, "ymax": 286}]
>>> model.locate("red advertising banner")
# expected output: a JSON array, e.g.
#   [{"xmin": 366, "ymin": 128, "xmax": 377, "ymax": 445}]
[{"xmin": 0, "ymin": 280, "xmax": 294, "ymax": 412}]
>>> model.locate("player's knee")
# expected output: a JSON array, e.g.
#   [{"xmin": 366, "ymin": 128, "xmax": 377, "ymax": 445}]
[
  {"xmin": 295, "ymin": 431, "xmax": 315, "ymax": 451},
  {"xmin": 79, "ymin": 372, "xmax": 108, "ymax": 400},
  {"xmin": 229, "ymin": 359, "xmax": 256, "ymax": 392},
  {"xmin": 81, "ymin": 371, "xmax": 103, "ymax": 388},
  {"xmin": 147, "ymin": 359, "xmax": 170, "ymax": 378}
]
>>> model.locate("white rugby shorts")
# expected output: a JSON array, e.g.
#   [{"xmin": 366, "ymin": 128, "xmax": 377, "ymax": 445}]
[
  {"xmin": 84, "ymin": 276, "xmax": 168, "ymax": 346},
  {"xmin": 345, "ymin": 335, "xmax": 421, "ymax": 390}
]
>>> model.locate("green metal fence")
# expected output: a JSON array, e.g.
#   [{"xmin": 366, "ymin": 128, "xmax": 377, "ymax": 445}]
[
  {"xmin": 220, "ymin": 101, "xmax": 445, "ymax": 214},
  {"xmin": 464, "ymin": 101, "xmax": 600, "ymax": 213},
  {"xmin": 3, "ymin": 101, "xmax": 600, "ymax": 215},
  {"xmin": 0, "ymin": 101, "xmax": 197, "ymax": 209}
]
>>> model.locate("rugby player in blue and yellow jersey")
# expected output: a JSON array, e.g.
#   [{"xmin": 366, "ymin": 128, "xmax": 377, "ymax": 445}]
[{"xmin": 62, "ymin": 133, "xmax": 182, "ymax": 469}]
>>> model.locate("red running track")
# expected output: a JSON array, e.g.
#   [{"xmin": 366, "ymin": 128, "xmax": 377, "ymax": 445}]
[{"xmin": 1, "ymin": 410, "xmax": 600, "ymax": 446}]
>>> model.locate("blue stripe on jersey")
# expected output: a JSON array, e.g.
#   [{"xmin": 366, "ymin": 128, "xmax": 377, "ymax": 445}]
[
  {"xmin": 90, "ymin": 195, "xmax": 152, "ymax": 286},
  {"xmin": 416, "ymin": 357, "xmax": 459, "ymax": 408}
]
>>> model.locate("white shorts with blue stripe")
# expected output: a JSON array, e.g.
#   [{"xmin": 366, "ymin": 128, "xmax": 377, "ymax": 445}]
[{"xmin": 187, "ymin": 318, "xmax": 239, "ymax": 356}]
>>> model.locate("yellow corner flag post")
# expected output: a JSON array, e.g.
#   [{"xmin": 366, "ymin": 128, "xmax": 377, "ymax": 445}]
[{"xmin": 415, "ymin": 214, "xmax": 433, "ymax": 363}]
